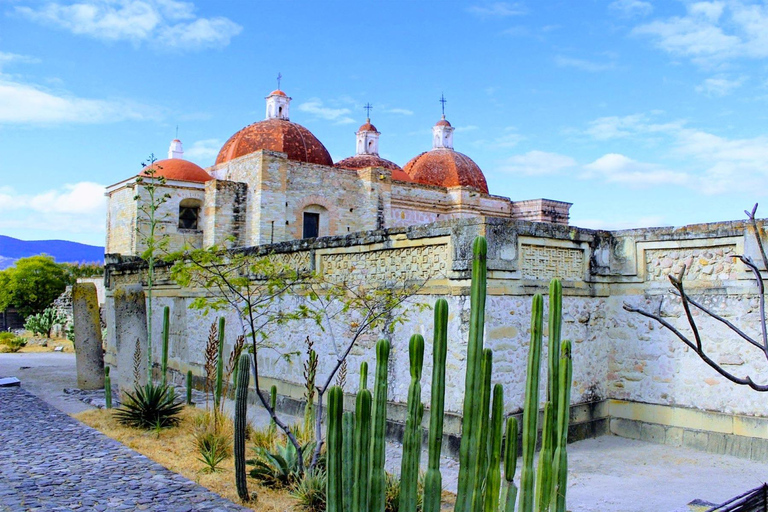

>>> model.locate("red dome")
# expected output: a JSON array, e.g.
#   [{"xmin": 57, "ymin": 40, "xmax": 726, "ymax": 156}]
[
  {"xmin": 269, "ymin": 89, "xmax": 287, "ymax": 96},
  {"xmin": 358, "ymin": 121, "xmax": 378, "ymax": 133},
  {"xmin": 216, "ymin": 119, "xmax": 333, "ymax": 166},
  {"xmin": 140, "ymin": 159, "xmax": 211, "ymax": 183},
  {"xmin": 435, "ymin": 118, "xmax": 452, "ymax": 127},
  {"xmin": 335, "ymin": 155, "xmax": 411, "ymax": 181},
  {"xmin": 404, "ymin": 149, "xmax": 488, "ymax": 193}
]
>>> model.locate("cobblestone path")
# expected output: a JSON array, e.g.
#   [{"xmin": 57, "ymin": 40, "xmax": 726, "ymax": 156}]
[{"xmin": 0, "ymin": 387, "xmax": 251, "ymax": 511}]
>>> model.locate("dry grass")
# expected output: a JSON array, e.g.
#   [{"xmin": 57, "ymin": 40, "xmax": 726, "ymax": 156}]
[
  {"xmin": 75, "ymin": 406, "xmax": 295, "ymax": 511},
  {"xmin": 17, "ymin": 332, "xmax": 74, "ymax": 353}
]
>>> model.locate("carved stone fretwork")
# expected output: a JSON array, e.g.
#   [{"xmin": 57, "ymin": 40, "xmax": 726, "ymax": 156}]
[
  {"xmin": 320, "ymin": 244, "xmax": 448, "ymax": 283},
  {"xmin": 520, "ymin": 244, "xmax": 584, "ymax": 280},
  {"xmin": 270, "ymin": 251, "xmax": 313, "ymax": 273}
]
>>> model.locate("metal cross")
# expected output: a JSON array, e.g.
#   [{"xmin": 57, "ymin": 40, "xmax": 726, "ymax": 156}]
[
  {"xmin": 277, "ymin": 72, "xmax": 282, "ymax": 90},
  {"xmin": 364, "ymin": 103, "xmax": 373, "ymax": 119},
  {"xmin": 439, "ymin": 94, "xmax": 447, "ymax": 116}
]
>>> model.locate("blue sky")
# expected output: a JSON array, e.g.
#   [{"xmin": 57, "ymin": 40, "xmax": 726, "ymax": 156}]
[{"xmin": 2, "ymin": 0, "xmax": 768, "ymax": 246}]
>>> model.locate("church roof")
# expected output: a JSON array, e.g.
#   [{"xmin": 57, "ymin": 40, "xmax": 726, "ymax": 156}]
[
  {"xmin": 215, "ymin": 118, "xmax": 333, "ymax": 166},
  {"xmin": 140, "ymin": 158, "xmax": 212, "ymax": 183},
  {"xmin": 358, "ymin": 120, "xmax": 378, "ymax": 133},
  {"xmin": 404, "ymin": 149, "xmax": 488, "ymax": 193},
  {"xmin": 269, "ymin": 89, "xmax": 287, "ymax": 97},
  {"xmin": 335, "ymin": 155, "xmax": 411, "ymax": 181}
]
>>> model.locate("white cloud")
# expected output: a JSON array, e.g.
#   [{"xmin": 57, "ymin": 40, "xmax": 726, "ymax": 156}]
[
  {"xmin": 633, "ymin": 1, "xmax": 768, "ymax": 66},
  {"xmin": 455, "ymin": 125, "xmax": 479, "ymax": 133},
  {"xmin": 609, "ymin": 0, "xmax": 653, "ymax": 18},
  {"xmin": 298, "ymin": 99, "xmax": 354, "ymax": 124},
  {"xmin": 554, "ymin": 56, "xmax": 615, "ymax": 72},
  {"xmin": 473, "ymin": 127, "xmax": 524, "ymax": 149},
  {"xmin": 15, "ymin": 0, "xmax": 242, "ymax": 50},
  {"xmin": 582, "ymin": 153, "xmax": 689, "ymax": 186},
  {"xmin": 27, "ymin": 182, "xmax": 106, "ymax": 214},
  {"xmin": 0, "ymin": 52, "xmax": 40, "ymax": 71},
  {"xmin": 0, "ymin": 76, "xmax": 155, "ymax": 124},
  {"xmin": 585, "ymin": 114, "xmax": 648, "ymax": 140},
  {"xmin": 184, "ymin": 138, "xmax": 221, "ymax": 162},
  {"xmin": 467, "ymin": 2, "xmax": 527, "ymax": 18},
  {"xmin": 384, "ymin": 107, "xmax": 413, "ymax": 116},
  {"xmin": 695, "ymin": 75, "xmax": 746, "ymax": 96},
  {"xmin": 498, "ymin": 150, "xmax": 576, "ymax": 176}
]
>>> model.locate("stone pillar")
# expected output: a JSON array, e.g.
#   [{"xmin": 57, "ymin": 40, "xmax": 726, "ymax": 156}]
[
  {"xmin": 72, "ymin": 283, "xmax": 105, "ymax": 390},
  {"xmin": 113, "ymin": 284, "xmax": 148, "ymax": 392}
]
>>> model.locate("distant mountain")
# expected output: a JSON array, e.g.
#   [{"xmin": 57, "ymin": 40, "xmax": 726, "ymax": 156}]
[{"xmin": 0, "ymin": 235, "xmax": 104, "ymax": 270}]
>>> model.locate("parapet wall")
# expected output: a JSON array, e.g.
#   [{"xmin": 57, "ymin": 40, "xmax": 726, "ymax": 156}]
[{"xmin": 104, "ymin": 216, "xmax": 768, "ymax": 457}]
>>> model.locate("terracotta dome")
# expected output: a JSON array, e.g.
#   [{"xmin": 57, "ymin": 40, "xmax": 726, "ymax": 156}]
[
  {"xmin": 404, "ymin": 149, "xmax": 488, "ymax": 193},
  {"xmin": 335, "ymin": 155, "xmax": 412, "ymax": 181},
  {"xmin": 435, "ymin": 118, "xmax": 452, "ymax": 127},
  {"xmin": 140, "ymin": 159, "xmax": 211, "ymax": 183},
  {"xmin": 269, "ymin": 89, "xmax": 287, "ymax": 96},
  {"xmin": 358, "ymin": 120, "xmax": 378, "ymax": 133},
  {"xmin": 215, "ymin": 119, "xmax": 333, "ymax": 166}
]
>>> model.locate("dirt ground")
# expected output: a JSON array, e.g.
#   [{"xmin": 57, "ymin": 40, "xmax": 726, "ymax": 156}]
[{"xmin": 3, "ymin": 351, "xmax": 767, "ymax": 511}]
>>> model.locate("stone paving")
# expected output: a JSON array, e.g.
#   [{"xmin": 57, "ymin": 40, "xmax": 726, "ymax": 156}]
[{"xmin": 0, "ymin": 387, "xmax": 251, "ymax": 512}]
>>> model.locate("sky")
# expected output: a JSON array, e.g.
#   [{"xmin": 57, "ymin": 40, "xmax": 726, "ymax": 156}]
[{"xmin": 2, "ymin": 0, "xmax": 768, "ymax": 246}]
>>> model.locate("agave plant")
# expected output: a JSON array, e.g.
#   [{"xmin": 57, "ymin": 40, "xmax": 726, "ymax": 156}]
[
  {"xmin": 114, "ymin": 382, "xmax": 184, "ymax": 429},
  {"xmin": 290, "ymin": 467, "xmax": 327, "ymax": 512},
  {"xmin": 247, "ymin": 439, "xmax": 316, "ymax": 487}
]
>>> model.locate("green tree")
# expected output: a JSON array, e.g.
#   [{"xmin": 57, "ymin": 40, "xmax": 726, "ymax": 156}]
[{"xmin": 0, "ymin": 255, "xmax": 68, "ymax": 318}]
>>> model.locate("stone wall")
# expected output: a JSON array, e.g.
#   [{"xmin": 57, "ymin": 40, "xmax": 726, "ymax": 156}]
[{"xmin": 104, "ymin": 215, "xmax": 768, "ymax": 457}]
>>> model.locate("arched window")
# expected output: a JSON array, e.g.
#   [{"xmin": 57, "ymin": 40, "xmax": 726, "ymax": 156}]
[
  {"xmin": 302, "ymin": 204, "xmax": 328, "ymax": 239},
  {"xmin": 179, "ymin": 198, "xmax": 202, "ymax": 230}
]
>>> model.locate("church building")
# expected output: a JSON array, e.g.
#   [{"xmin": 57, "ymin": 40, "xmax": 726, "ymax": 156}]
[{"xmin": 105, "ymin": 88, "xmax": 572, "ymax": 256}]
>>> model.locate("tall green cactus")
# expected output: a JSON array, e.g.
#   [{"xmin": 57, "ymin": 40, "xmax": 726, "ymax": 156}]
[
  {"xmin": 214, "ymin": 317, "xmax": 225, "ymax": 411},
  {"xmin": 369, "ymin": 339, "xmax": 391, "ymax": 512},
  {"xmin": 234, "ymin": 353, "xmax": 251, "ymax": 501},
  {"xmin": 424, "ymin": 298, "xmax": 448, "ymax": 512},
  {"xmin": 327, "ymin": 386, "xmax": 344, "ymax": 512},
  {"xmin": 104, "ymin": 366, "xmax": 112, "ymax": 409},
  {"xmin": 471, "ymin": 348, "xmax": 494, "ymax": 512},
  {"xmin": 268, "ymin": 385, "xmax": 277, "ymax": 436},
  {"xmin": 161, "ymin": 306, "xmax": 170, "ymax": 387},
  {"xmin": 186, "ymin": 370, "xmax": 193, "ymax": 405},
  {"xmin": 518, "ymin": 293, "xmax": 543, "ymax": 512},
  {"xmin": 551, "ymin": 340, "xmax": 572, "ymax": 512},
  {"xmin": 353, "ymin": 388, "xmax": 372, "ymax": 512},
  {"xmin": 483, "ymin": 384, "xmax": 504, "ymax": 512},
  {"xmin": 534, "ymin": 402, "xmax": 554, "ymax": 510},
  {"xmin": 359, "ymin": 361, "xmax": 368, "ymax": 390},
  {"xmin": 456, "ymin": 236, "xmax": 488, "ymax": 512},
  {"xmin": 342, "ymin": 412, "xmax": 354, "ymax": 512},
  {"xmin": 399, "ymin": 334, "xmax": 425, "ymax": 512},
  {"xmin": 502, "ymin": 417, "xmax": 519, "ymax": 512}
]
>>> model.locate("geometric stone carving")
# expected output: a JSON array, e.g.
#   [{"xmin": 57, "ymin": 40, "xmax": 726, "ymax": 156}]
[
  {"xmin": 520, "ymin": 244, "xmax": 584, "ymax": 280},
  {"xmin": 320, "ymin": 244, "xmax": 448, "ymax": 283}
]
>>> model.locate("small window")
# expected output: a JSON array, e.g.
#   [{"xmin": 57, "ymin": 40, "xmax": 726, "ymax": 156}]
[
  {"xmin": 179, "ymin": 206, "xmax": 200, "ymax": 230},
  {"xmin": 303, "ymin": 212, "xmax": 319, "ymax": 238}
]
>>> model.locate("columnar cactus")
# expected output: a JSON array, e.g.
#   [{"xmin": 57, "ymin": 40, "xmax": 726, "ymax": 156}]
[
  {"xmin": 359, "ymin": 361, "xmax": 368, "ymax": 391},
  {"xmin": 369, "ymin": 338, "xmax": 391, "ymax": 512},
  {"xmin": 518, "ymin": 293, "xmax": 543, "ymax": 512},
  {"xmin": 234, "ymin": 353, "xmax": 251, "ymax": 501},
  {"xmin": 353, "ymin": 388, "xmax": 372, "ymax": 512},
  {"xmin": 424, "ymin": 298, "xmax": 448, "ymax": 512},
  {"xmin": 268, "ymin": 385, "xmax": 277, "ymax": 435},
  {"xmin": 471, "ymin": 348, "xmax": 494, "ymax": 512},
  {"xmin": 327, "ymin": 385, "xmax": 344, "ymax": 512},
  {"xmin": 483, "ymin": 384, "xmax": 504, "ymax": 512},
  {"xmin": 456, "ymin": 236, "xmax": 488, "ymax": 512},
  {"xmin": 534, "ymin": 401, "xmax": 554, "ymax": 510},
  {"xmin": 104, "ymin": 366, "xmax": 112, "ymax": 409},
  {"xmin": 551, "ymin": 340, "xmax": 573, "ymax": 512},
  {"xmin": 399, "ymin": 334, "xmax": 425, "ymax": 512},
  {"xmin": 186, "ymin": 370, "xmax": 193, "ymax": 405},
  {"xmin": 502, "ymin": 417, "xmax": 519, "ymax": 512},
  {"xmin": 214, "ymin": 317, "xmax": 225, "ymax": 410},
  {"xmin": 342, "ymin": 412, "xmax": 354, "ymax": 512},
  {"xmin": 161, "ymin": 306, "xmax": 170, "ymax": 387}
]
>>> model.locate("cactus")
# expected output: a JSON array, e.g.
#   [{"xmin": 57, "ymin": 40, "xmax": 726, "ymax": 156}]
[
  {"xmin": 104, "ymin": 366, "xmax": 112, "ymax": 409},
  {"xmin": 342, "ymin": 411, "xmax": 354, "ymax": 512},
  {"xmin": 518, "ymin": 293, "xmax": 543, "ymax": 512},
  {"xmin": 547, "ymin": 280, "xmax": 562, "ymax": 421},
  {"xmin": 471, "ymin": 348, "xmax": 494, "ymax": 512},
  {"xmin": 483, "ymin": 384, "xmax": 504, "ymax": 512},
  {"xmin": 214, "ymin": 317, "xmax": 225, "ymax": 411},
  {"xmin": 502, "ymin": 417, "xmax": 519, "ymax": 512},
  {"xmin": 359, "ymin": 361, "xmax": 368, "ymax": 390},
  {"xmin": 551, "ymin": 340, "xmax": 572, "ymax": 512},
  {"xmin": 353, "ymin": 388, "xmax": 372, "ymax": 512},
  {"xmin": 399, "ymin": 334, "xmax": 425, "ymax": 512},
  {"xmin": 268, "ymin": 385, "xmax": 277, "ymax": 435},
  {"xmin": 327, "ymin": 385, "xmax": 344, "ymax": 512},
  {"xmin": 304, "ymin": 346, "xmax": 318, "ymax": 434},
  {"xmin": 534, "ymin": 401, "xmax": 554, "ymax": 510},
  {"xmin": 424, "ymin": 298, "xmax": 448, "ymax": 512},
  {"xmin": 369, "ymin": 338, "xmax": 391, "ymax": 512},
  {"xmin": 186, "ymin": 370, "xmax": 193, "ymax": 405},
  {"xmin": 234, "ymin": 353, "xmax": 251, "ymax": 501},
  {"xmin": 161, "ymin": 306, "xmax": 170, "ymax": 387},
  {"xmin": 456, "ymin": 236, "xmax": 488, "ymax": 512}
]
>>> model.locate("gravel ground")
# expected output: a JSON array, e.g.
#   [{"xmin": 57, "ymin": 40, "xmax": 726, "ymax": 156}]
[{"xmin": 4, "ymin": 351, "xmax": 768, "ymax": 511}]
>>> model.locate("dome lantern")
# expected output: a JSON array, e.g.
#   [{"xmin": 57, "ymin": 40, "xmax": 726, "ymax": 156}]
[
  {"xmin": 168, "ymin": 138, "xmax": 184, "ymax": 159},
  {"xmin": 432, "ymin": 115, "xmax": 454, "ymax": 150},
  {"xmin": 266, "ymin": 89, "xmax": 291, "ymax": 121}
]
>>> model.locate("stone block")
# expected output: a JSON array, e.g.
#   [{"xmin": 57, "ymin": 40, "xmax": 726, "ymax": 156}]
[
  {"xmin": 640, "ymin": 422, "xmax": 666, "ymax": 444},
  {"xmin": 706, "ymin": 433, "xmax": 727, "ymax": 455},
  {"xmin": 725, "ymin": 435, "xmax": 752, "ymax": 459},
  {"xmin": 682, "ymin": 430, "xmax": 708, "ymax": 452},
  {"xmin": 665, "ymin": 426, "xmax": 683, "ymax": 447},
  {"xmin": 113, "ymin": 284, "xmax": 148, "ymax": 392},
  {"xmin": 72, "ymin": 283, "xmax": 105, "ymax": 390},
  {"xmin": 750, "ymin": 437, "xmax": 768, "ymax": 462},
  {"xmin": 610, "ymin": 418, "xmax": 641, "ymax": 440}
]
